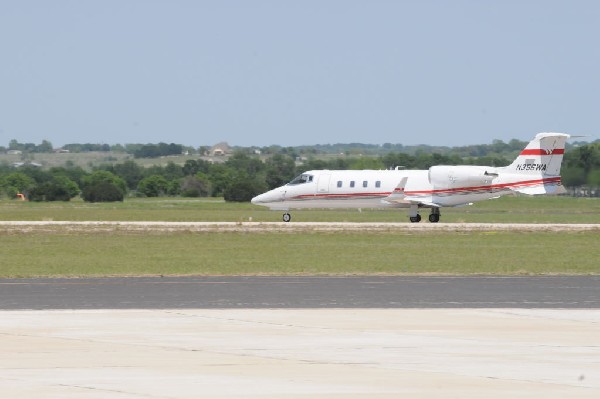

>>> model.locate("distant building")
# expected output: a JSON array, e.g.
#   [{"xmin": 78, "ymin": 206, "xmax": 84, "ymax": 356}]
[
  {"xmin": 210, "ymin": 142, "xmax": 230, "ymax": 156},
  {"xmin": 54, "ymin": 148, "xmax": 70, "ymax": 153},
  {"xmin": 7, "ymin": 150, "xmax": 22, "ymax": 155}
]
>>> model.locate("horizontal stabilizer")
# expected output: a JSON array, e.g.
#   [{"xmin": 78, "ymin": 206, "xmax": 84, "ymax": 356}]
[{"xmin": 510, "ymin": 184, "xmax": 566, "ymax": 195}]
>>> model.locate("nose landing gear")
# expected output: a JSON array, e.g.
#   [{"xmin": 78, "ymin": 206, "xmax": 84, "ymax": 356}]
[
  {"xmin": 283, "ymin": 213, "xmax": 291, "ymax": 222},
  {"xmin": 409, "ymin": 214, "xmax": 422, "ymax": 223}
]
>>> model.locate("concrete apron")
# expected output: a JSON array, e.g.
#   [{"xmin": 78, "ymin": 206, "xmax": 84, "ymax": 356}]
[{"xmin": 0, "ymin": 309, "xmax": 598, "ymax": 398}]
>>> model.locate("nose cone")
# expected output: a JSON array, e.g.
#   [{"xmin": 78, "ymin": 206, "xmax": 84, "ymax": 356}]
[
  {"xmin": 251, "ymin": 188, "xmax": 284, "ymax": 208},
  {"xmin": 250, "ymin": 193, "xmax": 264, "ymax": 205},
  {"xmin": 251, "ymin": 191, "xmax": 275, "ymax": 205}
]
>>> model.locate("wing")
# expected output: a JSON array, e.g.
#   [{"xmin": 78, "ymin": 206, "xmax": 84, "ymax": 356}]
[
  {"xmin": 382, "ymin": 177, "xmax": 408, "ymax": 204},
  {"xmin": 382, "ymin": 176, "xmax": 442, "ymax": 208}
]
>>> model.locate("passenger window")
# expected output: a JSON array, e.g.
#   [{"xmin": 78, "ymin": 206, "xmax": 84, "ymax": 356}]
[
  {"xmin": 337, "ymin": 181, "xmax": 342, "ymax": 188},
  {"xmin": 350, "ymin": 181, "xmax": 355, "ymax": 188},
  {"xmin": 376, "ymin": 181, "xmax": 381, "ymax": 188},
  {"xmin": 363, "ymin": 181, "xmax": 368, "ymax": 188}
]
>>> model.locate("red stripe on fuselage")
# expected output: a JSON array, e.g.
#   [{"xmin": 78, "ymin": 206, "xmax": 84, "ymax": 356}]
[
  {"xmin": 404, "ymin": 177, "xmax": 561, "ymax": 196},
  {"xmin": 520, "ymin": 149, "xmax": 564, "ymax": 156}
]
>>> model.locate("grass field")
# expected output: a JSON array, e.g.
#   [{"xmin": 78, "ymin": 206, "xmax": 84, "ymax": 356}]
[
  {"xmin": 1, "ymin": 195, "xmax": 600, "ymax": 223},
  {"xmin": 0, "ymin": 152, "xmax": 205, "ymax": 169},
  {"xmin": 0, "ymin": 196, "xmax": 598, "ymax": 277},
  {"xmin": 1, "ymin": 230, "xmax": 598, "ymax": 277}
]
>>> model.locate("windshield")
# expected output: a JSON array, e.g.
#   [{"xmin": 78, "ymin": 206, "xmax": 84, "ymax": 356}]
[{"xmin": 287, "ymin": 174, "xmax": 314, "ymax": 185}]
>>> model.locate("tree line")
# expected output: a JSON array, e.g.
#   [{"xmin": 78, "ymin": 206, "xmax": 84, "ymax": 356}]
[
  {"xmin": 0, "ymin": 154, "xmax": 281, "ymax": 202},
  {"xmin": 2, "ymin": 139, "xmax": 198, "ymax": 158},
  {"xmin": 1, "ymin": 142, "xmax": 599, "ymax": 202},
  {"xmin": 6, "ymin": 137, "xmax": 594, "ymax": 159}
]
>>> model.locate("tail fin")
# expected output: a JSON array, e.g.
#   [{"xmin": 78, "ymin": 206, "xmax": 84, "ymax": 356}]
[{"xmin": 505, "ymin": 132, "xmax": 570, "ymax": 176}]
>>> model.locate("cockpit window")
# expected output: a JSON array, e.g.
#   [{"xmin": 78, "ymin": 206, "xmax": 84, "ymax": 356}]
[{"xmin": 287, "ymin": 174, "xmax": 314, "ymax": 185}]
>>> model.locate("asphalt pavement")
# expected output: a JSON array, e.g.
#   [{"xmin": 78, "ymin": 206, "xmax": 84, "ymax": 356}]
[{"xmin": 1, "ymin": 276, "xmax": 599, "ymax": 309}]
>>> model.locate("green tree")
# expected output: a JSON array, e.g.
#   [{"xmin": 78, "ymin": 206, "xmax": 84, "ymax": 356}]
[
  {"xmin": 53, "ymin": 175, "xmax": 80, "ymax": 198},
  {"xmin": 82, "ymin": 182, "xmax": 124, "ymax": 202},
  {"xmin": 207, "ymin": 163, "xmax": 235, "ymax": 197},
  {"xmin": 80, "ymin": 171, "xmax": 127, "ymax": 202},
  {"xmin": 37, "ymin": 140, "xmax": 54, "ymax": 153},
  {"xmin": 112, "ymin": 160, "xmax": 144, "ymax": 190},
  {"xmin": 49, "ymin": 166, "xmax": 87, "ymax": 188},
  {"xmin": 29, "ymin": 176, "xmax": 79, "ymax": 201},
  {"xmin": 16, "ymin": 165, "xmax": 52, "ymax": 185},
  {"xmin": 163, "ymin": 161, "xmax": 184, "ymax": 180},
  {"xmin": 0, "ymin": 172, "xmax": 36, "ymax": 198},
  {"xmin": 577, "ymin": 146, "xmax": 596, "ymax": 176},
  {"xmin": 587, "ymin": 169, "xmax": 600, "ymax": 187},
  {"xmin": 167, "ymin": 179, "xmax": 181, "ymax": 196},
  {"xmin": 180, "ymin": 174, "xmax": 212, "ymax": 197},
  {"xmin": 1, "ymin": 172, "xmax": 35, "ymax": 192},
  {"xmin": 182, "ymin": 159, "xmax": 211, "ymax": 176},
  {"xmin": 224, "ymin": 176, "xmax": 268, "ymax": 202},
  {"xmin": 138, "ymin": 175, "xmax": 169, "ymax": 197},
  {"xmin": 225, "ymin": 152, "xmax": 265, "ymax": 177},
  {"xmin": 381, "ymin": 153, "xmax": 415, "ymax": 169},
  {"xmin": 561, "ymin": 166, "xmax": 586, "ymax": 187},
  {"xmin": 264, "ymin": 154, "xmax": 296, "ymax": 189},
  {"xmin": 81, "ymin": 170, "xmax": 127, "ymax": 194}
]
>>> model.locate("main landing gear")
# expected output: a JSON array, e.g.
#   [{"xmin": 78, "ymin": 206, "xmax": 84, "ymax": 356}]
[
  {"xmin": 428, "ymin": 207, "xmax": 440, "ymax": 223},
  {"xmin": 283, "ymin": 213, "xmax": 291, "ymax": 222},
  {"xmin": 408, "ymin": 207, "xmax": 441, "ymax": 223}
]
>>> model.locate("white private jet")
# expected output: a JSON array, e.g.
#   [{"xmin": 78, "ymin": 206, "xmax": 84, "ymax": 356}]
[{"xmin": 251, "ymin": 133, "xmax": 570, "ymax": 223}]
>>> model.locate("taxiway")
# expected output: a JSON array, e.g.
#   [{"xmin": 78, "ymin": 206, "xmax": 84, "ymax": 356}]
[{"xmin": 1, "ymin": 220, "xmax": 599, "ymax": 233}]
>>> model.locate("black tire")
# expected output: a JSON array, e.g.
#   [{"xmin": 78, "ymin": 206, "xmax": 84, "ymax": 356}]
[
  {"xmin": 283, "ymin": 213, "xmax": 291, "ymax": 222},
  {"xmin": 428, "ymin": 214, "xmax": 440, "ymax": 223},
  {"xmin": 409, "ymin": 215, "xmax": 421, "ymax": 223}
]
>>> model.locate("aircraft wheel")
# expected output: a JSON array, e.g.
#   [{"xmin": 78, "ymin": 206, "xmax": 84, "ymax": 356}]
[
  {"xmin": 428, "ymin": 214, "xmax": 440, "ymax": 223},
  {"xmin": 283, "ymin": 213, "xmax": 291, "ymax": 223},
  {"xmin": 409, "ymin": 214, "xmax": 421, "ymax": 223}
]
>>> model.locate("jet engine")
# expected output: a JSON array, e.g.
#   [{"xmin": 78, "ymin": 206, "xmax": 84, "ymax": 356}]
[{"xmin": 428, "ymin": 165, "xmax": 498, "ymax": 188}]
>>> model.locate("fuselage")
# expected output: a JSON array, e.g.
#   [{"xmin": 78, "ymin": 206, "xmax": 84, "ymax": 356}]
[{"xmin": 250, "ymin": 168, "xmax": 538, "ymax": 210}]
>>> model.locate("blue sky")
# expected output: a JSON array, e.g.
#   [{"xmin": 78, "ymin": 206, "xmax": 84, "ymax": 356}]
[{"xmin": 1, "ymin": 0, "xmax": 599, "ymax": 147}]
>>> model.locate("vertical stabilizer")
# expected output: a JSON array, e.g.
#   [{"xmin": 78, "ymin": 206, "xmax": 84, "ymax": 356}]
[{"xmin": 505, "ymin": 133, "xmax": 570, "ymax": 176}]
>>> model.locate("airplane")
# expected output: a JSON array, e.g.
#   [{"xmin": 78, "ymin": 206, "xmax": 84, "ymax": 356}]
[{"xmin": 251, "ymin": 132, "xmax": 570, "ymax": 223}]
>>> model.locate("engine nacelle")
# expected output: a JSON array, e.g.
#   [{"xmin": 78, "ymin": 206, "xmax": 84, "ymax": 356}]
[{"xmin": 428, "ymin": 165, "xmax": 498, "ymax": 189}]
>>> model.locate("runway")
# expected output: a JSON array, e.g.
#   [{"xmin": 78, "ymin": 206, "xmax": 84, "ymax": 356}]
[
  {"xmin": 1, "ymin": 276, "xmax": 599, "ymax": 310},
  {"xmin": 1, "ymin": 220, "xmax": 599, "ymax": 233}
]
